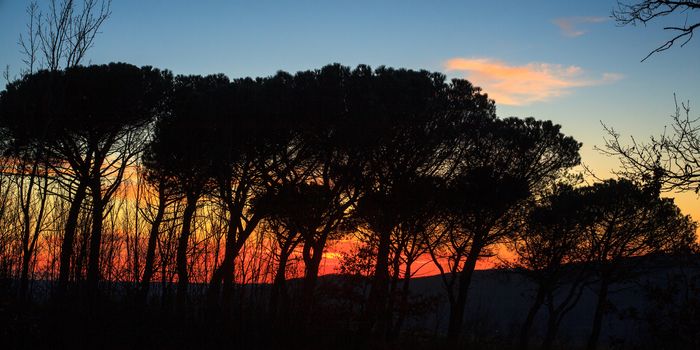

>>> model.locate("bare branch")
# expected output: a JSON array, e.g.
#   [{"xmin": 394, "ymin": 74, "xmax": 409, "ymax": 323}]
[
  {"xmin": 32, "ymin": 0, "xmax": 111, "ymax": 71},
  {"xmin": 613, "ymin": 0, "xmax": 700, "ymax": 61},
  {"xmin": 599, "ymin": 95, "xmax": 700, "ymax": 193}
]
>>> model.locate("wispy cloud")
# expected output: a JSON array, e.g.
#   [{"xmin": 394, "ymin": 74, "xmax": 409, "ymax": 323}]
[
  {"xmin": 553, "ymin": 16, "xmax": 608, "ymax": 37},
  {"xmin": 445, "ymin": 58, "xmax": 622, "ymax": 106}
]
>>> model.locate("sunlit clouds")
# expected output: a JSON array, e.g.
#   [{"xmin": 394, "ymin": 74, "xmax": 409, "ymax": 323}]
[
  {"xmin": 444, "ymin": 58, "xmax": 623, "ymax": 106},
  {"xmin": 553, "ymin": 16, "xmax": 609, "ymax": 37}
]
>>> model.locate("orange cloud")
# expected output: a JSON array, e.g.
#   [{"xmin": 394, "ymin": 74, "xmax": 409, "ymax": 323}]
[
  {"xmin": 553, "ymin": 16, "xmax": 608, "ymax": 37},
  {"xmin": 444, "ymin": 58, "xmax": 622, "ymax": 106}
]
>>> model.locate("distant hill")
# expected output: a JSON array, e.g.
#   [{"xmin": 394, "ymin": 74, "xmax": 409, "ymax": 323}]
[{"xmin": 316, "ymin": 253, "xmax": 700, "ymax": 348}]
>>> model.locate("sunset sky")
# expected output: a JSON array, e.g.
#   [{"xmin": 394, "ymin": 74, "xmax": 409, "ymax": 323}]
[{"xmin": 1, "ymin": 0, "xmax": 699, "ymax": 270}]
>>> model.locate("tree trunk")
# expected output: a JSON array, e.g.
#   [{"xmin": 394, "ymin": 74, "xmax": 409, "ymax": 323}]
[
  {"xmin": 176, "ymin": 193, "xmax": 198, "ymax": 309},
  {"xmin": 364, "ymin": 227, "xmax": 392, "ymax": 337},
  {"xmin": 19, "ymin": 251, "xmax": 33, "ymax": 302},
  {"xmin": 519, "ymin": 285, "xmax": 546, "ymax": 350},
  {"xmin": 446, "ymin": 242, "xmax": 482, "ymax": 340},
  {"xmin": 56, "ymin": 180, "xmax": 88, "ymax": 299},
  {"xmin": 270, "ymin": 248, "xmax": 291, "ymax": 320},
  {"xmin": 208, "ymin": 181, "xmax": 251, "ymax": 310},
  {"xmin": 385, "ymin": 251, "xmax": 402, "ymax": 338},
  {"xmin": 219, "ymin": 224, "xmax": 238, "ymax": 310},
  {"xmin": 300, "ymin": 239, "xmax": 323, "ymax": 313},
  {"xmin": 86, "ymin": 177, "xmax": 104, "ymax": 298},
  {"xmin": 18, "ymin": 158, "xmax": 38, "ymax": 302},
  {"xmin": 541, "ymin": 292, "xmax": 559, "ymax": 350},
  {"xmin": 138, "ymin": 184, "xmax": 167, "ymax": 304},
  {"xmin": 586, "ymin": 278, "xmax": 610, "ymax": 350},
  {"xmin": 392, "ymin": 261, "xmax": 413, "ymax": 338},
  {"xmin": 207, "ymin": 223, "xmax": 235, "ymax": 306}
]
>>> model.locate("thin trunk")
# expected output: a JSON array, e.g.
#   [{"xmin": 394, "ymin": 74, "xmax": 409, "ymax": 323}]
[
  {"xmin": 392, "ymin": 261, "xmax": 413, "ymax": 337},
  {"xmin": 544, "ymin": 269, "xmax": 590, "ymax": 349},
  {"xmin": 270, "ymin": 245, "xmax": 291, "ymax": 320},
  {"xmin": 586, "ymin": 278, "xmax": 610, "ymax": 350},
  {"xmin": 386, "ymin": 252, "xmax": 402, "ymax": 337},
  {"xmin": 208, "ymin": 180, "xmax": 244, "ymax": 308},
  {"xmin": 86, "ymin": 177, "xmax": 104, "ymax": 298},
  {"xmin": 138, "ymin": 184, "xmax": 167, "ymax": 304},
  {"xmin": 542, "ymin": 292, "xmax": 558, "ymax": 350},
  {"xmin": 75, "ymin": 215, "xmax": 91, "ymax": 284},
  {"xmin": 161, "ymin": 253, "xmax": 169, "ymax": 308},
  {"xmin": 302, "ymin": 238, "xmax": 326, "ymax": 314},
  {"xmin": 176, "ymin": 193, "xmax": 198, "ymax": 309},
  {"xmin": 19, "ymin": 158, "xmax": 38, "ymax": 301},
  {"xmin": 56, "ymin": 180, "xmax": 88, "ymax": 299},
  {"xmin": 364, "ymin": 227, "xmax": 392, "ymax": 337},
  {"xmin": 208, "ymin": 224, "xmax": 236, "ymax": 307},
  {"xmin": 19, "ymin": 252, "xmax": 33, "ymax": 302},
  {"xmin": 519, "ymin": 285, "xmax": 546, "ymax": 350},
  {"xmin": 224, "ymin": 213, "xmax": 262, "ymax": 307},
  {"xmin": 446, "ymin": 241, "xmax": 482, "ymax": 340}
]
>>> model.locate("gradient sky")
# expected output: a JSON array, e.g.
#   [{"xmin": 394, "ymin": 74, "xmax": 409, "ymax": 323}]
[{"xmin": 2, "ymin": 0, "xmax": 700, "ymax": 219}]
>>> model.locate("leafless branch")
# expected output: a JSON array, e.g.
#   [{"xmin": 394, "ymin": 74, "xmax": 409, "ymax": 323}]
[{"xmin": 613, "ymin": 0, "xmax": 700, "ymax": 61}]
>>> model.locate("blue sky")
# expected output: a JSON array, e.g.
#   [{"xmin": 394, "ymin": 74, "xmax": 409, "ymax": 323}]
[{"xmin": 1, "ymin": 0, "xmax": 699, "ymax": 212}]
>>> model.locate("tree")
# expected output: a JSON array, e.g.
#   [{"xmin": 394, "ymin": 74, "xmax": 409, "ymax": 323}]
[
  {"xmin": 205, "ymin": 76, "xmax": 268, "ymax": 310},
  {"xmin": 235, "ymin": 65, "xmax": 364, "ymax": 327},
  {"xmin": 633, "ymin": 249, "xmax": 700, "ymax": 349},
  {"xmin": 613, "ymin": 0, "xmax": 700, "ymax": 61},
  {"xmin": 511, "ymin": 185, "xmax": 591, "ymax": 350},
  {"xmin": 137, "ymin": 169, "xmax": 177, "ymax": 305},
  {"xmin": 144, "ymin": 74, "xmax": 225, "ymax": 308},
  {"xmin": 383, "ymin": 176, "xmax": 442, "ymax": 338},
  {"xmin": 429, "ymin": 116, "xmax": 581, "ymax": 341},
  {"xmin": 346, "ymin": 67, "xmax": 488, "ymax": 339},
  {"xmin": 579, "ymin": 179, "xmax": 697, "ymax": 350},
  {"xmin": 601, "ymin": 101, "xmax": 700, "ymax": 193},
  {"xmin": 0, "ymin": 63, "xmax": 170, "ymax": 298},
  {"xmin": 19, "ymin": 0, "xmax": 112, "ymax": 73},
  {"xmin": 270, "ymin": 65, "xmax": 360, "ymax": 323},
  {"xmin": 1, "ymin": 0, "xmax": 113, "ymax": 303},
  {"xmin": 257, "ymin": 215, "xmax": 303, "ymax": 321}
]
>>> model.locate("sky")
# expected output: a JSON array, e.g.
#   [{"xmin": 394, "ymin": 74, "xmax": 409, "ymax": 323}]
[{"xmin": 1, "ymin": 0, "xmax": 699, "ymax": 230}]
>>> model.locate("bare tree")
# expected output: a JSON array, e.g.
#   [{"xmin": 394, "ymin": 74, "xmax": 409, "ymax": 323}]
[
  {"xmin": 613, "ymin": 0, "xmax": 700, "ymax": 61},
  {"xmin": 18, "ymin": 2, "xmax": 40, "ymax": 75},
  {"xmin": 600, "ymin": 99, "xmax": 700, "ymax": 193},
  {"xmin": 25, "ymin": 0, "xmax": 112, "ymax": 71}
]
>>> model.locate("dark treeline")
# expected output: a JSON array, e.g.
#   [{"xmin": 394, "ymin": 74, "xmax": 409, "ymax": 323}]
[{"xmin": 0, "ymin": 62, "xmax": 698, "ymax": 349}]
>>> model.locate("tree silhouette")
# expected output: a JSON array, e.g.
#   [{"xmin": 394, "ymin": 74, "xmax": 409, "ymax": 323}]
[
  {"xmin": 244, "ymin": 65, "xmax": 364, "ymax": 326},
  {"xmin": 2, "ymin": 61, "xmax": 698, "ymax": 348},
  {"xmin": 253, "ymin": 186, "xmax": 304, "ymax": 321},
  {"xmin": 511, "ymin": 184, "xmax": 590, "ymax": 350},
  {"xmin": 205, "ymin": 76, "xmax": 267, "ymax": 310},
  {"xmin": 137, "ymin": 170, "xmax": 177, "ymax": 305},
  {"xmin": 0, "ymin": 63, "xmax": 170, "ymax": 298},
  {"xmin": 579, "ymin": 179, "xmax": 696, "ymax": 350},
  {"xmin": 345, "ymin": 66, "xmax": 486, "ymax": 339},
  {"xmin": 384, "ymin": 176, "xmax": 442, "ymax": 337},
  {"xmin": 144, "ymin": 74, "xmax": 226, "ymax": 307},
  {"xmin": 428, "ymin": 116, "xmax": 581, "ymax": 341}
]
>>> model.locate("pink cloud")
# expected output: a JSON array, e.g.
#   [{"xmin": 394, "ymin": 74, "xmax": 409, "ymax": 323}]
[
  {"xmin": 445, "ymin": 58, "xmax": 622, "ymax": 106},
  {"xmin": 553, "ymin": 16, "xmax": 609, "ymax": 37}
]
